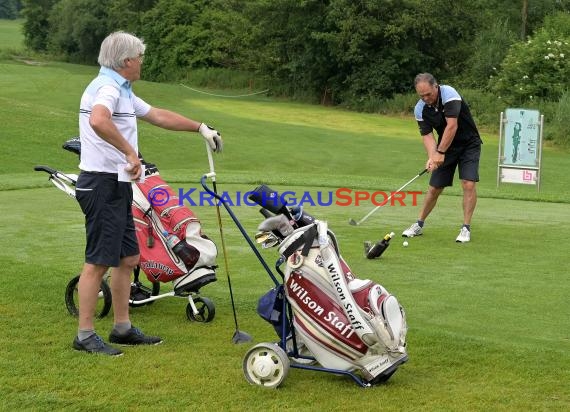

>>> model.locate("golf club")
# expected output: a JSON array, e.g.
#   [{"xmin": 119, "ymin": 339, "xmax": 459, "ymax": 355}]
[
  {"xmin": 349, "ymin": 168, "xmax": 428, "ymax": 226},
  {"xmin": 205, "ymin": 143, "xmax": 252, "ymax": 344}
]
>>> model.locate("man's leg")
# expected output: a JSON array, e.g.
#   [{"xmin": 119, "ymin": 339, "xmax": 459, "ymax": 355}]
[
  {"xmin": 457, "ymin": 139, "xmax": 481, "ymax": 230},
  {"xmin": 402, "ymin": 185, "xmax": 444, "ymax": 237},
  {"xmin": 74, "ymin": 262, "xmax": 123, "ymax": 355},
  {"xmin": 418, "ymin": 185, "xmax": 444, "ymax": 221},
  {"xmin": 109, "ymin": 254, "xmax": 140, "ymax": 325},
  {"xmin": 78, "ymin": 263, "xmax": 109, "ymax": 331},
  {"xmin": 455, "ymin": 179, "xmax": 477, "ymax": 243},
  {"xmin": 402, "ymin": 152, "xmax": 456, "ymax": 238},
  {"xmin": 108, "ymin": 253, "xmax": 162, "ymax": 346},
  {"xmin": 461, "ymin": 180, "xmax": 477, "ymax": 225}
]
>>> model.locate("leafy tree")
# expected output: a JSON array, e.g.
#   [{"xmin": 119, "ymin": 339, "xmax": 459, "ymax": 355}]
[
  {"xmin": 456, "ymin": 0, "xmax": 570, "ymax": 88},
  {"xmin": 238, "ymin": 0, "xmax": 331, "ymax": 101},
  {"xmin": 18, "ymin": 0, "xmax": 570, "ymax": 110},
  {"xmin": 139, "ymin": 0, "xmax": 249, "ymax": 82},
  {"xmin": 474, "ymin": 0, "xmax": 570, "ymax": 40},
  {"xmin": 107, "ymin": 0, "xmax": 157, "ymax": 36},
  {"xmin": 312, "ymin": 0, "xmax": 480, "ymax": 104},
  {"xmin": 461, "ymin": 19, "xmax": 517, "ymax": 88},
  {"xmin": 46, "ymin": 0, "xmax": 112, "ymax": 64},
  {"xmin": 523, "ymin": 0, "xmax": 570, "ymax": 38},
  {"xmin": 21, "ymin": 0, "xmax": 58, "ymax": 51},
  {"xmin": 138, "ymin": 0, "xmax": 206, "ymax": 81},
  {"xmin": 490, "ymin": 12, "xmax": 570, "ymax": 104},
  {"xmin": 0, "ymin": 0, "xmax": 21, "ymax": 19}
]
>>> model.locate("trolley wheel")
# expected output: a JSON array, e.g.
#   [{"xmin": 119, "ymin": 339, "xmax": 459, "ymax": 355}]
[
  {"xmin": 65, "ymin": 274, "xmax": 112, "ymax": 319},
  {"xmin": 129, "ymin": 280, "xmax": 161, "ymax": 307},
  {"xmin": 243, "ymin": 343, "xmax": 290, "ymax": 388},
  {"xmin": 186, "ymin": 296, "xmax": 215, "ymax": 322}
]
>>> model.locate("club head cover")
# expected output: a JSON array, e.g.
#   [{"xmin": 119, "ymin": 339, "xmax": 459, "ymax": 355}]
[
  {"xmin": 62, "ymin": 137, "xmax": 81, "ymax": 156},
  {"xmin": 258, "ymin": 214, "xmax": 294, "ymax": 237},
  {"xmin": 248, "ymin": 184, "xmax": 290, "ymax": 216},
  {"xmin": 290, "ymin": 205, "xmax": 316, "ymax": 227}
]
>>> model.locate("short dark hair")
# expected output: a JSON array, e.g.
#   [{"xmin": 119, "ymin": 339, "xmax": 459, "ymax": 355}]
[{"xmin": 414, "ymin": 73, "xmax": 437, "ymax": 87}]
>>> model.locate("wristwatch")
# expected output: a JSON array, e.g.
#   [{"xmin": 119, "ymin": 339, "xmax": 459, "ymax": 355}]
[{"xmin": 436, "ymin": 149, "xmax": 446, "ymax": 155}]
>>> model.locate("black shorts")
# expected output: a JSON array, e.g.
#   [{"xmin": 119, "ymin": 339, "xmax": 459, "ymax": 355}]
[
  {"xmin": 430, "ymin": 139, "xmax": 482, "ymax": 188},
  {"xmin": 75, "ymin": 172, "xmax": 139, "ymax": 267}
]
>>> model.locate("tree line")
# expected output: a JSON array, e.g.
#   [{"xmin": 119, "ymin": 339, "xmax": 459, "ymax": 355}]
[
  {"xmin": 0, "ymin": 0, "xmax": 22, "ymax": 19},
  {"xmin": 16, "ymin": 0, "xmax": 570, "ymax": 145}
]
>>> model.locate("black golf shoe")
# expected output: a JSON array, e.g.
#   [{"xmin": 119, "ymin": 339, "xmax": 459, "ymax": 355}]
[
  {"xmin": 73, "ymin": 334, "xmax": 123, "ymax": 356},
  {"xmin": 109, "ymin": 327, "xmax": 163, "ymax": 346}
]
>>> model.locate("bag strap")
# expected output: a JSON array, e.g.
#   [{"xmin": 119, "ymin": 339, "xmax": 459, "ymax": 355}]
[{"xmin": 280, "ymin": 224, "xmax": 318, "ymax": 259}]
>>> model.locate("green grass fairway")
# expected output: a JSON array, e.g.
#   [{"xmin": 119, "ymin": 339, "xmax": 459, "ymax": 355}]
[
  {"xmin": 1, "ymin": 20, "xmax": 569, "ymax": 411},
  {"xmin": 0, "ymin": 18, "xmax": 24, "ymax": 49}
]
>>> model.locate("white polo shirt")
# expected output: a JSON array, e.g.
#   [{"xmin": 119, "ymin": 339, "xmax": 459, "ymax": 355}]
[{"xmin": 78, "ymin": 67, "xmax": 151, "ymax": 173}]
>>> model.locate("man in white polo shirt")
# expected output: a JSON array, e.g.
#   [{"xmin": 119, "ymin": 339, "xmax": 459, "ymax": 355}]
[{"xmin": 73, "ymin": 31, "xmax": 223, "ymax": 355}]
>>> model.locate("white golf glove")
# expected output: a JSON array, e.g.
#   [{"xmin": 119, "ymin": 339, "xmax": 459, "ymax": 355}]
[{"xmin": 198, "ymin": 123, "xmax": 223, "ymax": 153}]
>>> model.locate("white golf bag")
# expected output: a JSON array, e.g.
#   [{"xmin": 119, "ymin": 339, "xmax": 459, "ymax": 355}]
[{"xmin": 273, "ymin": 219, "xmax": 408, "ymax": 382}]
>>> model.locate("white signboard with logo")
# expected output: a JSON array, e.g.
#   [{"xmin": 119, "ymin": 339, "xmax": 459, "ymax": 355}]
[{"xmin": 497, "ymin": 108, "xmax": 543, "ymax": 190}]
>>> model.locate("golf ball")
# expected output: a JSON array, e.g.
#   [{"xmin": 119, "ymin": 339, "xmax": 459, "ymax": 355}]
[{"xmin": 403, "ymin": 241, "xmax": 409, "ymax": 247}]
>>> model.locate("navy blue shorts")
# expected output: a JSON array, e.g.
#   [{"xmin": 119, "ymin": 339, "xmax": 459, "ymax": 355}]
[
  {"xmin": 430, "ymin": 139, "xmax": 482, "ymax": 188},
  {"xmin": 75, "ymin": 172, "xmax": 139, "ymax": 267}
]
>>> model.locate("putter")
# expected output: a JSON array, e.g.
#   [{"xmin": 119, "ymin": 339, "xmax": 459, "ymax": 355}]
[
  {"xmin": 205, "ymin": 143, "xmax": 252, "ymax": 344},
  {"xmin": 349, "ymin": 168, "xmax": 428, "ymax": 226}
]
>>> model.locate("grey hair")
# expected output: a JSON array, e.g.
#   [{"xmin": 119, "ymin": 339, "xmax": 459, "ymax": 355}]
[
  {"xmin": 414, "ymin": 73, "xmax": 438, "ymax": 87},
  {"xmin": 98, "ymin": 31, "xmax": 146, "ymax": 70}
]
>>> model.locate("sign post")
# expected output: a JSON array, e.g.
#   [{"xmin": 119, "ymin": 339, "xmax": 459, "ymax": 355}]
[{"xmin": 497, "ymin": 108, "xmax": 543, "ymax": 191}]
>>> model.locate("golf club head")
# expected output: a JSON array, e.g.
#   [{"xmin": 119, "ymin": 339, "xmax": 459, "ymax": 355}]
[
  {"xmin": 254, "ymin": 231, "xmax": 280, "ymax": 248},
  {"xmin": 232, "ymin": 330, "xmax": 253, "ymax": 344},
  {"xmin": 255, "ymin": 231, "xmax": 271, "ymax": 243},
  {"xmin": 348, "ymin": 218, "xmax": 359, "ymax": 226}
]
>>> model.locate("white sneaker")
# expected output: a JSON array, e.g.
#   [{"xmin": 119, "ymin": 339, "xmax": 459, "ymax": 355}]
[
  {"xmin": 402, "ymin": 222, "xmax": 423, "ymax": 237},
  {"xmin": 456, "ymin": 227, "xmax": 471, "ymax": 243}
]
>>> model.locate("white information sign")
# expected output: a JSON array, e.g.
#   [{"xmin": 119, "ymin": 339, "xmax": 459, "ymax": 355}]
[{"xmin": 497, "ymin": 109, "xmax": 543, "ymax": 190}]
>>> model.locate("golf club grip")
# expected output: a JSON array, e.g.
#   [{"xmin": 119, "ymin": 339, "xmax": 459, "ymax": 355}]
[
  {"xmin": 419, "ymin": 168, "xmax": 428, "ymax": 176},
  {"xmin": 259, "ymin": 208, "xmax": 273, "ymax": 218},
  {"xmin": 34, "ymin": 165, "xmax": 57, "ymax": 175},
  {"xmin": 205, "ymin": 141, "xmax": 215, "ymax": 173}
]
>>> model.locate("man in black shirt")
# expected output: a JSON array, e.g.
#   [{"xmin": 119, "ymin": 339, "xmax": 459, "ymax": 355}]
[{"xmin": 402, "ymin": 73, "xmax": 482, "ymax": 243}]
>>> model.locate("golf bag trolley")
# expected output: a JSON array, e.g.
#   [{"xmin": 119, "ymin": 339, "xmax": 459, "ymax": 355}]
[
  {"xmin": 199, "ymin": 176, "xmax": 409, "ymax": 388},
  {"xmin": 34, "ymin": 138, "xmax": 218, "ymax": 323}
]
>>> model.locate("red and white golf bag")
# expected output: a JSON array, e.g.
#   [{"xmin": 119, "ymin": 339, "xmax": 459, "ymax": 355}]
[
  {"xmin": 132, "ymin": 170, "xmax": 217, "ymax": 293},
  {"xmin": 277, "ymin": 220, "xmax": 408, "ymax": 381}
]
